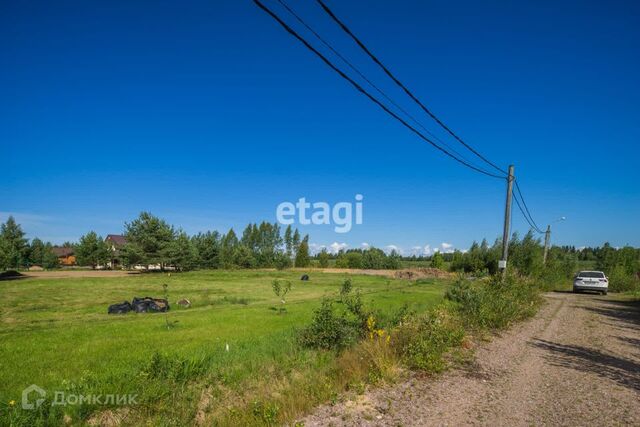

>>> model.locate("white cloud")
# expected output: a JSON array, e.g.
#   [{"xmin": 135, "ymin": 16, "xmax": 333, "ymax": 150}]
[
  {"xmin": 361, "ymin": 242, "xmax": 370, "ymax": 249},
  {"xmin": 409, "ymin": 246, "xmax": 423, "ymax": 256},
  {"xmin": 308, "ymin": 243, "xmax": 326, "ymax": 255},
  {"xmin": 440, "ymin": 242, "xmax": 454, "ymax": 254},
  {"xmin": 329, "ymin": 242, "xmax": 348, "ymax": 254},
  {"xmin": 384, "ymin": 244, "xmax": 402, "ymax": 255}
]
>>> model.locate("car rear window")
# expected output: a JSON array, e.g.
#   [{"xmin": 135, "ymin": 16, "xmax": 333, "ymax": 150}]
[{"xmin": 578, "ymin": 272, "xmax": 605, "ymax": 278}]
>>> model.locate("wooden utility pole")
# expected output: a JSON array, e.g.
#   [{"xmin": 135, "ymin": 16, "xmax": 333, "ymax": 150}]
[
  {"xmin": 543, "ymin": 224, "xmax": 551, "ymax": 265},
  {"xmin": 499, "ymin": 165, "xmax": 515, "ymax": 274}
]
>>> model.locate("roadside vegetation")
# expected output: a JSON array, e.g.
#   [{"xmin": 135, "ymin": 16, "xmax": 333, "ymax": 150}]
[{"xmin": 442, "ymin": 231, "xmax": 640, "ymax": 293}]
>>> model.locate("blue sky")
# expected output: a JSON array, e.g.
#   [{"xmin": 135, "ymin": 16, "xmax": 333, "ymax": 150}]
[{"xmin": 2, "ymin": 0, "xmax": 639, "ymax": 254}]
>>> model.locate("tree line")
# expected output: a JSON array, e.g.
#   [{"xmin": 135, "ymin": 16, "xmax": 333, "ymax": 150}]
[
  {"xmin": 1, "ymin": 214, "xmax": 638, "ymax": 290},
  {"xmin": 0, "ymin": 213, "xmax": 313, "ymax": 271},
  {"xmin": 443, "ymin": 231, "xmax": 640, "ymax": 292},
  {"xmin": 87, "ymin": 212, "xmax": 314, "ymax": 271}
]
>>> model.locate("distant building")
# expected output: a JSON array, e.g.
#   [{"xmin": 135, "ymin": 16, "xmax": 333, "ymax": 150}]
[
  {"xmin": 105, "ymin": 234, "xmax": 127, "ymax": 269},
  {"xmin": 52, "ymin": 247, "xmax": 76, "ymax": 266}
]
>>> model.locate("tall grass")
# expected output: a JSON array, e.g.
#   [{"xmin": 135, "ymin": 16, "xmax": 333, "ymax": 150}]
[
  {"xmin": 445, "ymin": 274, "xmax": 542, "ymax": 329},
  {"xmin": 1, "ymin": 272, "xmax": 541, "ymax": 426}
]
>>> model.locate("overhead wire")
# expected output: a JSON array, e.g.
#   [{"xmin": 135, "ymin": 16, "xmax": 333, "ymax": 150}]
[
  {"xmin": 316, "ymin": 0, "xmax": 507, "ymax": 176},
  {"xmin": 253, "ymin": 0, "xmax": 506, "ymax": 179},
  {"xmin": 274, "ymin": 0, "xmax": 488, "ymax": 169},
  {"xmin": 513, "ymin": 190, "xmax": 544, "ymax": 234},
  {"xmin": 514, "ymin": 180, "xmax": 544, "ymax": 233},
  {"xmin": 257, "ymin": 0, "xmax": 547, "ymax": 230}
]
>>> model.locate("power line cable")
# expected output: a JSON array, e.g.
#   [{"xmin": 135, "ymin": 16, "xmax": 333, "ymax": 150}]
[
  {"xmin": 316, "ymin": 0, "xmax": 507, "ymax": 176},
  {"xmin": 514, "ymin": 180, "xmax": 544, "ymax": 233},
  {"xmin": 513, "ymin": 190, "xmax": 543, "ymax": 234},
  {"xmin": 274, "ymin": 0, "xmax": 486, "ymax": 169},
  {"xmin": 254, "ymin": 0, "xmax": 506, "ymax": 179}
]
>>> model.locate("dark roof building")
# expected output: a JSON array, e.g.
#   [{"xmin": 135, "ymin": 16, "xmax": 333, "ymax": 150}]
[
  {"xmin": 105, "ymin": 235, "xmax": 128, "ymax": 246},
  {"xmin": 52, "ymin": 247, "xmax": 74, "ymax": 257}
]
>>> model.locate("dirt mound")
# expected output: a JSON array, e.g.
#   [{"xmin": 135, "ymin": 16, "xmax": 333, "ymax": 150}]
[
  {"xmin": 394, "ymin": 268, "xmax": 452, "ymax": 279},
  {"xmin": 315, "ymin": 267, "xmax": 452, "ymax": 280}
]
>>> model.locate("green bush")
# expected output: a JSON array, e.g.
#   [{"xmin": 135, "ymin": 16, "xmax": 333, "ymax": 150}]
[
  {"xmin": 298, "ymin": 299, "xmax": 358, "ymax": 351},
  {"xmin": 445, "ymin": 275, "xmax": 541, "ymax": 330},
  {"xmin": 394, "ymin": 306, "xmax": 465, "ymax": 372},
  {"xmin": 608, "ymin": 265, "xmax": 640, "ymax": 292}
]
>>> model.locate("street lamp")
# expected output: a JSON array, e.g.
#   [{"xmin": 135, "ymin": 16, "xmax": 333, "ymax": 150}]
[{"xmin": 543, "ymin": 217, "xmax": 566, "ymax": 265}]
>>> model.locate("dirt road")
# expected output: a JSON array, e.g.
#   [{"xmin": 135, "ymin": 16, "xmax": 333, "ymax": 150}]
[
  {"xmin": 303, "ymin": 292, "xmax": 640, "ymax": 426},
  {"xmin": 21, "ymin": 270, "xmax": 139, "ymax": 279}
]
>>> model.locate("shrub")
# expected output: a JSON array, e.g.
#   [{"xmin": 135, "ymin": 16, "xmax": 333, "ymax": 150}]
[
  {"xmin": 445, "ymin": 275, "xmax": 540, "ymax": 330},
  {"xmin": 430, "ymin": 252, "xmax": 444, "ymax": 269},
  {"xmin": 608, "ymin": 265, "xmax": 640, "ymax": 293},
  {"xmin": 339, "ymin": 278, "xmax": 352, "ymax": 296},
  {"xmin": 298, "ymin": 299, "xmax": 357, "ymax": 351},
  {"xmin": 393, "ymin": 306, "xmax": 465, "ymax": 372}
]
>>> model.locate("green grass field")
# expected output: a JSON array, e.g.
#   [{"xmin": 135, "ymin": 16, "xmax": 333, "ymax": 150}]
[{"xmin": 0, "ymin": 270, "xmax": 449, "ymax": 425}]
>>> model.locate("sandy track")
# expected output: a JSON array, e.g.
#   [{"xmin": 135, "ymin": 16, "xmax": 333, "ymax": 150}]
[
  {"xmin": 302, "ymin": 292, "xmax": 640, "ymax": 426},
  {"xmin": 22, "ymin": 270, "xmax": 139, "ymax": 279}
]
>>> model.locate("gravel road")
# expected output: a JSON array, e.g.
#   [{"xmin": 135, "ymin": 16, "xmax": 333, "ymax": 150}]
[{"xmin": 302, "ymin": 292, "xmax": 640, "ymax": 426}]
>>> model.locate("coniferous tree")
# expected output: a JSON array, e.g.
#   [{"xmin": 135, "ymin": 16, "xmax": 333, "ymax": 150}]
[
  {"xmin": 0, "ymin": 216, "xmax": 28, "ymax": 269},
  {"xmin": 124, "ymin": 212, "xmax": 176, "ymax": 269},
  {"xmin": 76, "ymin": 231, "xmax": 110, "ymax": 269},
  {"xmin": 29, "ymin": 238, "xmax": 46, "ymax": 266}
]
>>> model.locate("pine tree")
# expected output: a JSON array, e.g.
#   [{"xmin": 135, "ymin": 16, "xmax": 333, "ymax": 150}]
[
  {"xmin": 124, "ymin": 212, "xmax": 176, "ymax": 269},
  {"xmin": 0, "ymin": 216, "xmax": 28, "ymax": 269},
  {"xmin": 29, "ymin": 238, "xmax": 46, "ymax": 266},
  {"xmin": 168, "ymin": 231, "xmax": 197, "ymax": 271},
  {"xmin": 76, "ymin": 231, "xmax": 110, "ymax": 269}
]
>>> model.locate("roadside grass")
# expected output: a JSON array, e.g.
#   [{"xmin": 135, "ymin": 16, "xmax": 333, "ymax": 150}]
[{"xmin": 0, "ymin": 270, "xmax": 448, "ymax": 425}]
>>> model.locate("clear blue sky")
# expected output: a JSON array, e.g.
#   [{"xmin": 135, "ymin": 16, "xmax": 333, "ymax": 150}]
[{"xmin": 2, "ymin": 0, "xmax": 639, "ymax": 254}]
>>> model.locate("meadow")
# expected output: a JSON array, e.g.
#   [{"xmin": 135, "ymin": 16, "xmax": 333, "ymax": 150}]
[{"xmin": 0, "ymin": 270, "xmax": 449, "ymax": 425}]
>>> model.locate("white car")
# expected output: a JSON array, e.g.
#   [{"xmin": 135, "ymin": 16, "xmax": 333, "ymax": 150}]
[{"xmin": 573, "ymin": 271, "xmax": 608, "ymax": 295}]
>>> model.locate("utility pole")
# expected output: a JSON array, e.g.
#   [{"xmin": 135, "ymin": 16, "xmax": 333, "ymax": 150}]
[
  {"xmin": 543, "ymin": 224, "xmax": 551, "ymax": 265},
  {"xmin": 499, "ymin": 165, "xmax": 515, "ymax": 274}
]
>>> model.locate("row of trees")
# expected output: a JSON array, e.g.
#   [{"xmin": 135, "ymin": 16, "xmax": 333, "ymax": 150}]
[
  {"xmin": 322, "ymin": 247, "xmax": 402, "ymax": 270},
  {"xmin": 445, "ymin": 231, "xmax": 640, "ymax": 291},
  {"xmin": 2, "ymin": 214, "xmax": 638, "ymax": 287},
  {"xmin": 0, "ymin": 217, "xmax": 59, "ymax": 270},
  {"xmin": 75, "ymin": 212, "xmax": 313, "ymax": 271}
]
